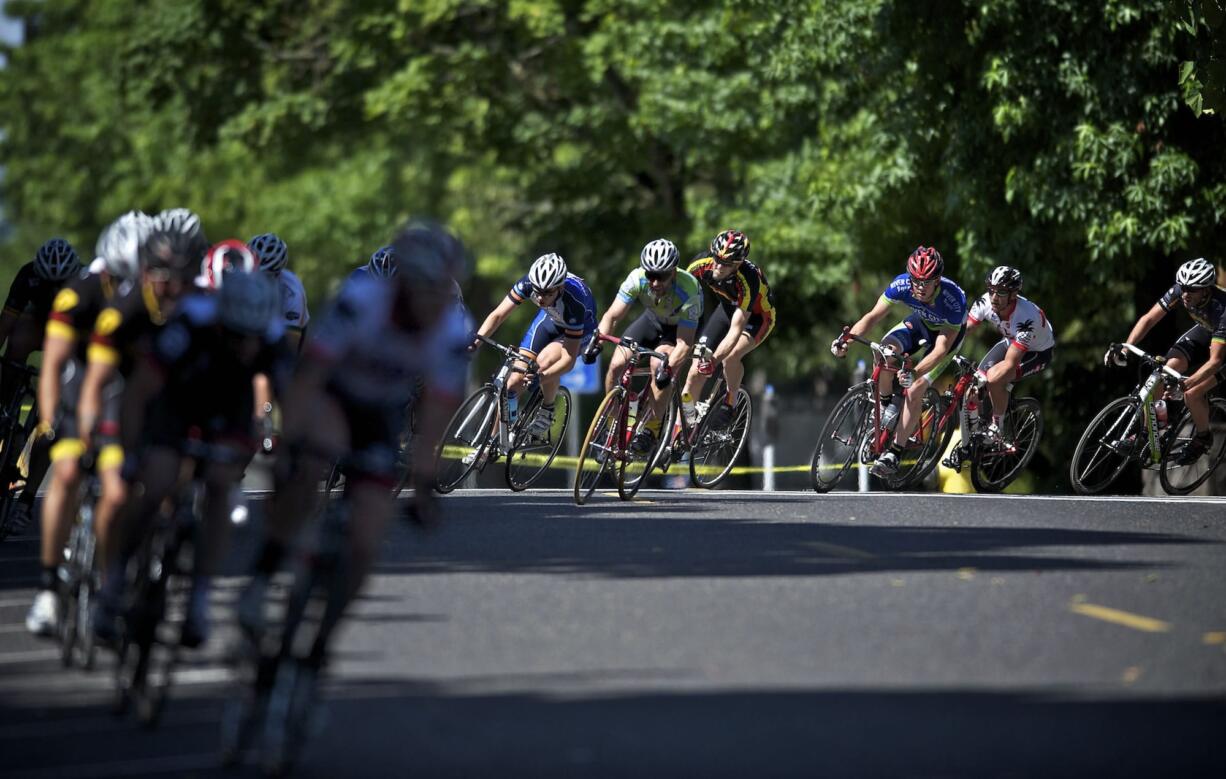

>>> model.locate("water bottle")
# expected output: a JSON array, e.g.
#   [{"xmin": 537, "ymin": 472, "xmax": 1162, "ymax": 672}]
[
  {"xmin": 681, "ymin": 392, "xmax": 697, "ymax": 426},
  {"xmin": 506, "ymin": 393, "xmax": 519, "ymax": 426},
  {"xmin": 881, "ymin": 395, "xmax": 900, "ymax": 432},
  {"xmin": 1154, "ymin": 399, "xmax": 1168, "ymax": 429}
]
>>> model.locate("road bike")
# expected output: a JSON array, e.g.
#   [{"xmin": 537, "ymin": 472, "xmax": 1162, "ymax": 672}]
[
  {"xmin": 0, "ymin": 357, "xmax": 39, "ymax": 541},
  {"xmin": 928, "ymin": 355, "xmax": 1044, "ymax": 493},
  {"xmin": 1071, "ymin": 343, "xmax": 1226, "ymax": 495},
  {"xmin": 573, "ymin": 333, "xmax": 672, "ymax": 504},
  {"xmin": 57, "ymin": 455, "xmax": 101, "ymax": 670},
  {"xmin": 434, "ymin": 334, "xmax": 572, "ymax": 493},
  {"xmin": 810, "ymin": 331, "xmax": 941, "ymax": 492},
  {"xmin": 654, "ymin": 343, "xmax": 753, "ymax": 489}
]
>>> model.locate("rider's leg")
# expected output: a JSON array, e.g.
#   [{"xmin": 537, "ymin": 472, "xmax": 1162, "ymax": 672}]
[
  {"xmin": 647, "ymin": 345, "xmax": 675, "ymax": 421},
  {"xmin": 1185, "ymin": 377, "xmax": 1216, "ymax": 434},
  {"xmin": 94, "ymin": 453, "xmax": 127, "ymax": 576},
  {"xmin": 605, "ymin": 346, "xmax": 629, "ymax": 395},
  {"xmin": 534, "ymin": 340, "xmax": 574, "ymax": 404},
  {"xmin": 182, "ymin": 453, "xmax": 246, "ymax": 647},
  {"xmin": 39, "ymin": 449, "xmax": 82, "ymax": 590},
  {"xmin": 718, "ymin": 334, "xmax": 758, "ymax": 403},
  {"xmin": 893, "ymin": 375, "xmax": 932, "ymax": 447}
]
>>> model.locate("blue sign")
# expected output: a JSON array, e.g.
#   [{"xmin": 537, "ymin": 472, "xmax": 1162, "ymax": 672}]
[{"xmin": 561, "ymin": 356, "xmax": 602, "ymax": 394}]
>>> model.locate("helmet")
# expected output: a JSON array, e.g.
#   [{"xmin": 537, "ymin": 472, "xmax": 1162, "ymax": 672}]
[
  {"xmin": 640, "ymin": 239, "xmax": 679, "ymax": 273},
  {"xmin": 141, "ymin": 229, "xmax": 199, "ymax": 280},
  {"xmin": 1176, "ymin": 257, "xmax": 1217, "ymax": 289},
  {"xmin": 390, "ymin": 219, "xmax": 468, "ymax": 288},
  {"xmin": 217, "ymin": 270, "xmax": 280, "ymax": 336},
  {"xmin": 96, "ymin": 212, "xmax": 152, "ymax": 282},
  {"xmin": 906, "ymin": 246, "xmax": 944, "ymax": 281},
  {"xmin": 528, "ymin": 253, "xmax": 568, "ymax": 290},
  {"xmin": 33, "ymin": 238, "xmax": 81, "ymax": 281},
  {"xmin": 249, "ymin": 233, "xmax": 289, "ymax": 273},
  {"xmin": 709, "ymin": 230, "xmax": 750, "ymax": 264},
  {"xmin": 986, "ymin": 265, "xmax": 1022, "ymax": 291},
  {"xmin": 199, "ymin": 240, "xmax": 257, "ymax": 290},
  {"xmin": 367, "ymin": 246, "xmax": 398, "ymax": 279}
]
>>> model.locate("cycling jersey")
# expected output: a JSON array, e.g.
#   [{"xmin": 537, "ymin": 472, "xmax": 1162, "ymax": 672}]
[
  {"xmin": 1158, "ymin": 284, "xmax": 1226, "ymax": 344},
  {"xmin": 88, "ymin": 284, "xmax": 171, "ymax": 375},
  {"xmin": 508, "ymin": 273, "xmax": 598, "ymax": 339},
  {"xmin": 686, "ymin": 255, "xmax": 776, "ymax": 321},
  {"xmin": 46, "ymin": 269, "xmax": 130, "ymax": 363},
  {"xmin": 3, "ymin": 262, "xmax": 68, "ymax": 323},
  {"xmin": 278, "ymin": 269, "xmax": 310, "ymax": 332},
  {"xmin": 881, "ymin": 274, "xmax": 968, "ymax": 331},
  {"xmin": 616, "ymin": 268, "xmax": 702, "ymax": 328},
  {"xmin": 308, "ymin": 274, "xmax": 472, "ymax": 410},
  {"xmin": 967, "ymin": 293, "xmax": 1056, "ymax": 352}
]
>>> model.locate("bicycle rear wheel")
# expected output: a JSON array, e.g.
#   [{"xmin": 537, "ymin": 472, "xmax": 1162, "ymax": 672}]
[
  {"xmin": 574, "ymin": 389, "xmax": 622, "ymax": 505},
  {"xmin": 1159, "ymin": 397, "xmax": 1226, "ymax": 495},
  {"xmin": 690, "ymin": 387, "xmax": 752, "ymax": 489},
  {"xmin": 618, "ymin": 392, "xmax": 672, "ymax": 500},
  {"xmin": 810, "ymin": 385, "xmax": 872, "ymax": 493},
  {"xmin": 887, "ymin": 387, "xmax": 944, "ymax": 490},
  {"xmin": 506, "ymin": 387, "xmax": 572, "ymax": 491},
  {"xmin": 434, "ymin": 386, "xmax": 499, "ymax": 494},
  {"xmin": 1070, "ymin": 396, "xmax": 1144, "ymax": 495},
  {"xmin": 970, "ymin": 398, "xmax": 1043, "ymax": 493}
]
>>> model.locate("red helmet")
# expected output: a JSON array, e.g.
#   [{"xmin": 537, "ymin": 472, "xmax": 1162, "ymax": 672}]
[
  {"xmin": 906, "ymin": 246, "xmax": 943, "ymax": 281},
  {"xmin": 199, "ymin": 240, "xmax": 257, "ymax": 290},
  {"xmin": 710, "ymin": 229, "xmax": 750, "ymax": 264}
]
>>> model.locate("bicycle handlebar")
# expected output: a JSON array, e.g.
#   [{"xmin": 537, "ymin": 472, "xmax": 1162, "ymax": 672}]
[
  {"xmin": 473, "ymin": 333, "xmax": 539, "ymax": 375},
  {"xmin": 1114, "ymin": 343, "xmax": 1186, "ymax": 383},
  {"xmin": 838, "ymin": 327, "xmax": 909, "ymax": 368},
  {"xmin": 597, "ymin": 332, "xmax": 669, "ymax": 363}
]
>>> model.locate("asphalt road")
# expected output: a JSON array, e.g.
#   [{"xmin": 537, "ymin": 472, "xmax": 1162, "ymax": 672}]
[{"xmin": 1, "ymin": 489, "xmax": 1224, "ymax": 777}]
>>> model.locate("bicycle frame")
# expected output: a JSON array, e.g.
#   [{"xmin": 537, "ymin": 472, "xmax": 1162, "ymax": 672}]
[
  {"xmin": 1120, "ymin": 343, "xmax": 1186, "ymax": 464},
  {"xmin": 601, "ymin": 333, "xmax": 669, "ymax": 463},
  {"xmin": 841, "ymin": 330, "xmax": 912, "ymax": 457}
]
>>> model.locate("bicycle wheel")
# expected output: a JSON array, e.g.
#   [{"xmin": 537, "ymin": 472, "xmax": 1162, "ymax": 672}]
[
  {"xmin": 434, "ymin": 385, "xmax": 499, "ymax": 494},
  {"xmin": 1159, "ymin": 397, "xmax": 1226, "ymax": 495},
  {"xmin": 1070, "ymin": 396, "xmax": 1144, "ymax": 495},
  {"xmin": 690, "ymin": 387, "xmax": 752, "ymax": 489},
  {"xmin": 810, "ymin": 385, "xmax": 872, "ymax": 493},
  {"xmin": 574, "ymin": 389, "xmax": 623, "ymax": 505},
  {"xmin": 618, "ymin": 391, "xmax": 671, "ymax": 500},
  {"xmin": 506, "ymin": 387, "xmax": 572, "ymax": 491},
  {"xmin": 970, "ymin": 398, "xmax": 1043, "ymax": 493},
  {"xmin": 884, "ymin": 387, "xmax": 944, "ymax": 489},
  {"xmin": 58, "ymin": 526, "xmax": 82, "ymax": 668}
]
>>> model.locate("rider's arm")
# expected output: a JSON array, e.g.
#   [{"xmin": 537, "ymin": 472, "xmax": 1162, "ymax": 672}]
[
  {"xmin": 984, "ymin": 343, "xmax": 1025, "ymax": 385},
  {"xmin": 913, "ymin": 328, "xmax": 958, "ymax": 376},
  {"xmin": 596, "ymin": 297, "xmax": 631, "ymax": 337},
  {"xmin": 848, "ymin": 297, "xmax": 892, "ymax": 339},
  {"xmin": 37, "ymin": 331, "xmax": 73, "ymax": 429},
  {"xmin": 476, "ymin": 296, "xmax": 518, "ymax": 338},
  {"xmin": 1186, "ymin": 338, "xmax": 1226, "ymax": 392},
  {"xmin": 670, "ymin": 325, "xmax": 696, "ymax": 370},
  {"xmin": 1124, "ymin": 302, "xmax": 1167, "ymax": 345},
  {"xmin": 713, "ymin": 308, "xmax": 749, "ymax": 362}
]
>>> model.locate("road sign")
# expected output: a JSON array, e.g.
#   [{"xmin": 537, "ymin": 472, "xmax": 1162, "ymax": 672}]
[{"xmin": 561, "ymin": 356, "xmax": 602, "ymax": 394}]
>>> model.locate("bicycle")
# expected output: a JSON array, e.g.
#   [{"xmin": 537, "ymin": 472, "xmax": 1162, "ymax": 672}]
[
  {"xmin": 653, "ymin": 343, "xmax": 753, "ymax": 489},
  {"xmin": 573, "ymin": 333, "xmax": 672, "ymax": 504},
  {"xmin": 810, "ymin": 330, "xmax": 941, "ymax": 492},
  {"xmin": 1070, "ymin": 343, "xmax": 1226, "ymax": 495},
  {"xmin": 113, "ymin": 438, "xmax": 240, "ymax": 727},
  {"xmin": 0, "ymin": 357, "xmax": 39, "ymax": 541},
  {"xmin": 925, "ymin": 355, "xmax": 1044, "ymax": 493},
  {"xmin": 57, "ymin": 454, "xmax": 101, "ymax": 670},
  {"xmin": 434, "ymin": 334, "xmax": 572, "ymax": 493}
]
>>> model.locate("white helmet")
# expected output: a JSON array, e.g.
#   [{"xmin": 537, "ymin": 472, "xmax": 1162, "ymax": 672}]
[
  {"xmin": 96, "ymin": 211, "xmax": 152, "ymax": 282},
  {"xmin": 1176, "ymin": 257, "xmax": 1217, "ymax": 289},
  {"xmin": 249, "ymin": 232, "xmax": 289, "ymax": 273},
  {"xmin": 640, "ymin": 239, "xmax": 678, "ymax": 273},
  {"xmin": 528, "ymin": 253, "xmax": 568, "ymax": 291}
]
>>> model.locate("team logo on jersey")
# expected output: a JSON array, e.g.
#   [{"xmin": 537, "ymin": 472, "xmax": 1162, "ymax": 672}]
[{"xmin": 52, "ymin": 288, "xmax": 79, "ymax": 313}]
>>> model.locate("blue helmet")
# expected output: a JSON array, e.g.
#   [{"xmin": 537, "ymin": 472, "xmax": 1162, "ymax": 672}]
[{"xmin": 367, "ymin": 246, "xmax": 398, "ymax": 279}]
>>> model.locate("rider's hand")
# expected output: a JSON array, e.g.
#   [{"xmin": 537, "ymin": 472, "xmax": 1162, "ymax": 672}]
[
  {"xmin": 467, "ymin": 336, "xmax": 482, "ymax": 353},
  {"xmin": 32, "ymin": 421, "xmax": 54, "ymax": 443},
  {"xmin": 897, "ymin": 367, "xmax": 915, "ymax": 389},
  {"xmin": 582, "ymin": 337, "xmax": 601, "ymax": 365},
  {"xmin": 830, "ymin": 336, "xmax": 848, "ymax": 358},
  {"xmin": 1104, "ymin": 344, "xmax": 1128, "ymax": 368},
  {"xmin": 697, "ymin": 357, "xmax": 715, "ymax": 376},
  {"xmin": 654, "ymin": 363, "xmax": 673, "ymax": 389}
]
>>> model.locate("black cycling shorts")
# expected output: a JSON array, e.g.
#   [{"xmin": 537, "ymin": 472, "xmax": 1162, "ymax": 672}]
[
  {"xmin": 622, "ymin": 312, "xmax": 678, "ymax": 350},
  {"xmin": 698, "ymin": 301, "xmax": 773, "ymax": 350},
  {"xmin": 978, "ymin": 339, "xmax": 1053, "ymax": 381}
]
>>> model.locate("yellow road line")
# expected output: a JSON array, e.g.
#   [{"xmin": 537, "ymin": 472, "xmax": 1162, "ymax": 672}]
[{"xmin": 1068, "ymin": 601, "xmax": 1172, "ymax": 633}]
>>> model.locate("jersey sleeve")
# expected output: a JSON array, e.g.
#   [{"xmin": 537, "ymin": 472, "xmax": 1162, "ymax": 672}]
[
  {"xmin": 1158, "ymin": 285, "xmax": 1182, "ymax": 312},
  {"xmin": 967, "ymin": 294, "xmax": 990, "ymax": 326},
  {"xmin": 616, "ymin": 270, "xmax": 641, "ymax": 305},
  {"xmin": 46, "ymin": 280, "xmax": 88, "ymax": 342},
  {"xmin": 734, "ymin": 267, "xmax": 758, "ymax": 312},
  {"xmin": 3, "ymin": 264, "xmax": 35, "ymax": 316},
  {"xmin": 677, "ymin": 272, "xmax": 702, "ymax": 328},
  {"xmin": 508, "ymin": 276, "xmax": 532, "ymax": 305},
  {"xmin": 881, "ymin": 275, "xmax": 910, "ymax": 306}
]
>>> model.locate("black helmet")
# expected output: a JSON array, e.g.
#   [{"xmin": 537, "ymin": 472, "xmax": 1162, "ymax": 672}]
[{"xmin": 985, "ymin": 265, "xmax": 1022, "ymax": 291}]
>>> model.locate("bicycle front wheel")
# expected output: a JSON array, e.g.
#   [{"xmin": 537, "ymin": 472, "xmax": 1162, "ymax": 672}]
[
  {"xmin": 434, "ymin": 386, "xmax": 499, "ymax": 494},
  {"xmin": 1159, "ymin": 397, "xmax": 1226, "ymax": 495},
  {"xmin": 810, "ymin": 385, "xmax": 872, "ymax": 493},
  {"xmin": 574, "ymin": 389, "xmax": 623, "ymax": 505},
  {"xmin": 1070, "ymin": 396, "xmax": 1143, "ymax": 495},
  {"xmin": 690, "ymin": 387, "xmax": 752, "ymax": 489},
  {"xmin": 970, "ymin": 398, "xmax": 1043, "ymax": 493},
  {"xmin": 506, "ymin": 387, "xmax": 572, "ymax": 491}
]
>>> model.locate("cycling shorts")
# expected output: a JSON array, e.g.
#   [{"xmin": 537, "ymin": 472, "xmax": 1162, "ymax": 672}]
[
  {"xmin": 1168, "ymin": 325, "xmax": 1226, "ymax": 375},
  {"xmin": 622, "ymin": 312, "xmax": 678, "ymax": 350},
  {"xmin": 519, "ymin": 309, "xmax": 596, "ymax": 356},
  {"xmin": 978, "ymin": 339, "xmax": 1053, "ymax": 381},
  {"xmin": 50, "ymin": 359, "xmax": 124, "ymax": 468},
  {"xmin": 698, "ymin": 300, "xmax": 774, "ymax": 349},
  {"xmin": 882, "ymin": 312, "xmax": 967, "ymax": 382}
]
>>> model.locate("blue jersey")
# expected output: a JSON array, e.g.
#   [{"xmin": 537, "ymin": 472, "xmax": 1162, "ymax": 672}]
[
  {"xmin": 880, "ymin": 274, "xmax": 968, "ymax": 332},
  {"xmin": 508, "ymin": 273, "xmax": 597, "ymax": 338}
]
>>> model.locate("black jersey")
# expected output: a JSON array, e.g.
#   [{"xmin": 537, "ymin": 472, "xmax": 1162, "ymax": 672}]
[
  {"xmin": 45, "ymin": 269, "xmax": 128, "ymax": 363},
  {"xmin": 4, "ymin": 262, "xmax": 68, "ymax": 323},
  {"xmin": 88, "ymin": 284, "xmax": 171, "ymax": 376},
  {"xmin": 1158, "ymin": 284, "xmax": 1226, "ymax": 343}
]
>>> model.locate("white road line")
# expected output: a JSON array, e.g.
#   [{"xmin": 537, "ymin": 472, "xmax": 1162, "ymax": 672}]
[{"xmin": 0, "ymin": 648, "xmax": 58, "ymax": 664}]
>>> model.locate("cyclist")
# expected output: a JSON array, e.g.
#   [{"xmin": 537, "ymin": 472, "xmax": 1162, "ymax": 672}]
[
  {"xmin": 24, "ymin": 217, "xmax": 147, "ymax": 635},
  {"xmin": 0, "ymin": 238, "xmax": 82, "ymax": 534},
  {"xmin": 583, "ymin": 239, "xmax": 702, "ymax": 455},
  {"xmin": 1106, "ymin": 257, "xmax": 1225, "ymax": 464},
  {"xmin": 250, "ymin": 232, "xmax": 310, "ymax": 351},
  {"xmin": 236, "ymin": 220, "xmax": 471, "ymax": 682},
  {"xmin": 348, "ymin": 245, "xmax": 396, "ymax": 282},
  {"xmin": 833, "ymin": 246, "xmax": 968, "ymax": 477},
  {"xmin": 942, "ymin": 265, "xmax": 1056, "ymax": 472},
  {"xmin": 473, "ymin": 253, "xmax": 597, "ymax": 438},
  {"xmin": 97, "ymin": 271, "xmax": 288, "ymax": 648},
  {"xmin": 683, "ymin": 229, "xmax": 775, "ymax": 428}
]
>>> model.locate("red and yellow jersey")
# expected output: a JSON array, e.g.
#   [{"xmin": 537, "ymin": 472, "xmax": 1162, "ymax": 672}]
[{"xmin": 686, "ymin": 255, "xmax": 777, "ymax": 323}]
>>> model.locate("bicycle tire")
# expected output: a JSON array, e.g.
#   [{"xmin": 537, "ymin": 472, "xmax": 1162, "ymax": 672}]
[
  {"xmin": 617, "ymin": 390, "xmax": 670, "ymax": 500},
  {"xmin": 506, "ymin": 386, "xmax": 572, "ymax": 491},
  {"xmin": 970, "ymin": 397, "xmax": 1043, "ymax": 493},
  {"xmin": 690, "ymin": 387, "xmax": 752, "ymax": 489},
  {"xmin": 810, "ymin": 385, "xmax": 872, "ymax": 493},
  {"xmin": 886, "ymin": 387, "xmax": 944, "ymax": 490},
  {"xmin": 1159, "ymin": 397, "xmax": 1226, "ymax": 495},
  {"xmin": 574, "ymin": 389, "xmax": 622, "ymax": 505},
  {"xmin": 434, "ymin": 385, "xmax": 499, "ymax": 494},
  {"xmin": 1070, "ymin": 396, "xmax": 1144, "ymax": 495}
]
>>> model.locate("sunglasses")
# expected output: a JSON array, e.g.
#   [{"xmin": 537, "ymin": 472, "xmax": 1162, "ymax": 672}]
[
  {"xmin": 530, "ymin": 285, "xmax": 562, "ymax": 303},
  {"xmin": 987, "ymin": 286, "xmax": 1014, "ymax": 297},
  {"xmin": 645, "ymin": 270, "xmax": 673, "ymax": 282},
  {"xmin": 713, "ymin": 256, "xmax": 742, "ymax": 267},
  {"xmin": 910, "ymin": 276, "xmax": 939, "ymax": 289}
]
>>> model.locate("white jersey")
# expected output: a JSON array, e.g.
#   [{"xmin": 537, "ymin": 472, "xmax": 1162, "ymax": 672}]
[
  {"xmin": 967, "ymin": 293, "xmax": 1055, "ymax": 352},
  {"xmin": 279, "ymin": 269, "xmax": 310, "ymax": 331}
]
